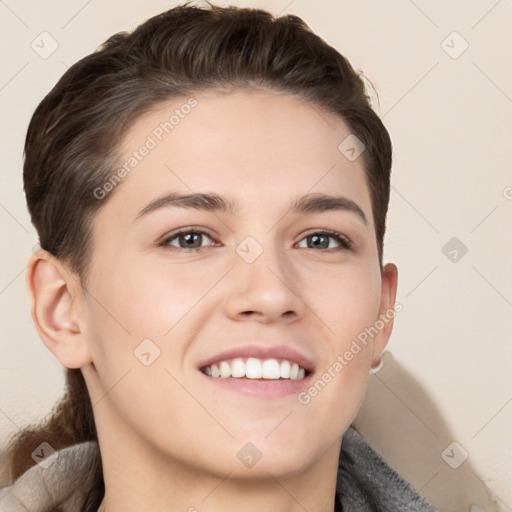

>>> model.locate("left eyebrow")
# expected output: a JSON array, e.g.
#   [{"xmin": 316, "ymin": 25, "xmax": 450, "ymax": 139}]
[
  {"xmin": 133, "ymin": 191, "xmax": 367, "ymax": 225},
  {"xmin": 290, "ymin": 193, "xmax": 368, "ymax": 225}
]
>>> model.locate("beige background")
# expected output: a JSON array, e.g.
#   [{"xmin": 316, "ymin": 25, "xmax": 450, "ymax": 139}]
[{"xmin": 1, "ymin": 1, "xmax": 511, "ymax": 511}]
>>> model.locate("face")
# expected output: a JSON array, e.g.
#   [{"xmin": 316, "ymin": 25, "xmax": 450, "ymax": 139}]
[{"xmin": 79, "ymin": 88, "xmax": 395, "ymax": 480}]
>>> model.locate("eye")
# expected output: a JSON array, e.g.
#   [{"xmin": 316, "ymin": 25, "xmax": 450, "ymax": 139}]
[
  {"xmin": 160, "ymin": 228, "xmax": 218, "ymax": 250},
  {"xmin": 297, "ymin": 231, "xmax": 351, "ymax": 250}
]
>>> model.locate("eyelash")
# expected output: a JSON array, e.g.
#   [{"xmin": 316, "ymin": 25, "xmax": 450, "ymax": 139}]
[{"xmin": 159, "ymin": 227, "xmax": 352, "ymax": 252}]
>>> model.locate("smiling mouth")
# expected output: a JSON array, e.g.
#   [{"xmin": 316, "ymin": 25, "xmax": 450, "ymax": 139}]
[{"xmin": 200, "ymin": 357, "xmax": 309, "ymax": 380}]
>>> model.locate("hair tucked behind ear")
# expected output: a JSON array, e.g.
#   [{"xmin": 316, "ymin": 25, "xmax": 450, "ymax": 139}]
[{"xmin": 9, "ymin": 1, "xmax": 392, "ymax": 509}]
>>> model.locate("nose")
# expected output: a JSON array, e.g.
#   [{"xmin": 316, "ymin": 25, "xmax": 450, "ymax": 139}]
[{"xmin": 222, "ymin": 243, "xmax": 306, "ymax": 324}]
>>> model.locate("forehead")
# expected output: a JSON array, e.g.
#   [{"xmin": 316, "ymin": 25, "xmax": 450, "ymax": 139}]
[{"xmin": 95, "ymin": 88, "xmax": 373, "ymax": 227}]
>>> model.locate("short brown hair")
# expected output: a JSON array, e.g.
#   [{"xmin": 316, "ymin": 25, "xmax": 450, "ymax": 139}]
[{"xmin": 24, "ymin": 1, "xmax": 391, "ymax": 286}]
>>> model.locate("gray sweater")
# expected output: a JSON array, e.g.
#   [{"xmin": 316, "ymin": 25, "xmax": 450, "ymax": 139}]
[{"xmin": 0, "ymin": 426, "xmax": 437, "ymax": 511}]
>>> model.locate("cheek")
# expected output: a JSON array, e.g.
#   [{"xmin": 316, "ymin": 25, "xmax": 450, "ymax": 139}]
[
  {"xmin": 313, "ymin": 263, "xmax": 382, "ymax": 345},
  {"xmin": 83, "ymin": 254, "xmax": 231, "ymax": 396},
  {"xmin": 87, "ymin": 254, "xmax": 220, "ymax": 338},
  {"xmin": 305, "ymin": 261, "xmax": 380, "ymax": 405},
  {"xmin": 129, "ymin": 256, "xmax": 227, "ymax": 314}
]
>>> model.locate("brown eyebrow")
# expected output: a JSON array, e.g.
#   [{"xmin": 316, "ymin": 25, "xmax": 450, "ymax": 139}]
[
  {"xmin": 134, "ymin": 192, "xmax": 239, "ymax": 221},
  {"xmin": 291, "ymin": 193, "xmax": 367, "ymax": 225},
  {"xmin": 134, "ymin": 191, "xmax": 367, "ymax": 225}
]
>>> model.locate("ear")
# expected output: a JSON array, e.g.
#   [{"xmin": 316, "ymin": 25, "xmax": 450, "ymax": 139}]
[
  {"xmin": 26, "ymin": 249, "xmax": 92, "ymax": 369},
  {"xmin": 371, "ymin": 262, "xmax": 398, "ymax": 370}
]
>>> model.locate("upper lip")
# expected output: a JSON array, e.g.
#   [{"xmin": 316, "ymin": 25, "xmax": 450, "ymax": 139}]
[{"xmin": 197, "ymin": 343, "xmax": 315, "ymax": 373}]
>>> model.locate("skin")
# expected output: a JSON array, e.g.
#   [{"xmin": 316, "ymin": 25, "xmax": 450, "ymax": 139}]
[{"xmin": 27, "ymin": 88, "xmax": 397, "ymax": 512}]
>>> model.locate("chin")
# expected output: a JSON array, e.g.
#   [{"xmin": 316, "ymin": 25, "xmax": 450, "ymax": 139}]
[{"xmin": 217, "ymin": 449, "xmax": 324, "ymax": 482}]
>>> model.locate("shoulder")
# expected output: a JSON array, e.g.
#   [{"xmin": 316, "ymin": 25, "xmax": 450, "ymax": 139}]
[{"xmin": 0, "ymin": 441, "xmax": 99, "ymax": 512}]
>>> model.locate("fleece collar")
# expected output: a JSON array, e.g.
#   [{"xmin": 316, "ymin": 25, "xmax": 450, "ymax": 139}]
[
  {"xmin": 0, "ymin": 427, "xmax": 437, "ymax": 511},
  {"xmin": 337, "ymin": 427, "xmax": 437, "ymax": 510}
]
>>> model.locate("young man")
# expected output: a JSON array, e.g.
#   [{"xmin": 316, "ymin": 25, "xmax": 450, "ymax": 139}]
[{"xmin": 1, "ymin": 4, "xmax": 437, "ymax": 511}]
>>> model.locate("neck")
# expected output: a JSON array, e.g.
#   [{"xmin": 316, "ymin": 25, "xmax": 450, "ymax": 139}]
[
  {"xmin": 98, "ymin": 472, "xmax": 339, "ymax": 512},
  {"xmin": 95, "ymin": 427, "xmax": 341, "ymax": 512}
]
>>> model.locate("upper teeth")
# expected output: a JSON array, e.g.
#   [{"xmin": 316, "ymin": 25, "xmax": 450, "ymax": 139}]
[{"xmin": 203, "ymin": 358, "xmax": 307, "ymax": 380}]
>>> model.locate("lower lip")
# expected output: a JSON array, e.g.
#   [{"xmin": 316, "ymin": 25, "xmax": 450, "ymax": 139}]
[{"xmin": 199, "ymin": 371, "xmax": 313, "ymax": 398}]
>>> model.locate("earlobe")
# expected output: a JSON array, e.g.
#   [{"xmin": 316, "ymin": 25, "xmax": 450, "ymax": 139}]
[
  {"xmin": 26, "ymin": 250, "xmax": 92, "ymax": 369},
  {"xmin": 371, "ymin": 263, "xmax": 398, "ymax": 369}
]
